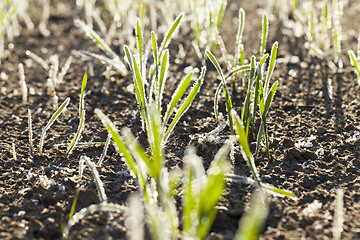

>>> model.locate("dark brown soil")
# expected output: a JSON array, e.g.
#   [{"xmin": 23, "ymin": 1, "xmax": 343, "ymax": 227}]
[{"xmin": 1, "ymin": 0, "xmax": 360, "ymax": 239}]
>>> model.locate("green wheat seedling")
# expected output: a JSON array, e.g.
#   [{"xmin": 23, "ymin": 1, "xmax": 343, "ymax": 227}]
[
  {"xmin": 0, "ymin": 2, "xmax": 16, "ymax": 62},
  {"xmin": 182, "ymin": 142, "xmax": 231, "ymax": 239},
  {"xmin": 206, "ymin": 50, "xmax": 250, "ymax": 134},
  {"xmin": 124, "ymin": 13, "xmax": 206, "ymax": 144},
  {"xmin": 234, "ymin": 190, "xmax": 268, "ymax": 240},
  {"xmin": 348, "ymin": 47, "xmax": 360, "ymax": 86},
  {"xmin": 231, "ymin": 110, "xmax": 295, "ymax": 197},
  {"xmin": 95, "ymin": 107, "xmax": 233, "ymax": 239},
  {"xmin": 39, "ymin": 97, "xmax": 70, "ymax": 155},
  {"xmin": 207, "ymin": 10, "xmax": 279, "ymax": 162},
  {"xmin": 65, "ymin": 72, "xmax": 87, "ymax": 158},
  {"xmin": 292, "ymin": 0, "xmax": 344, "ymax": 71},
  {"xmin": 190, "ymin": 0, "xmax": 227, "ymax": 60}
]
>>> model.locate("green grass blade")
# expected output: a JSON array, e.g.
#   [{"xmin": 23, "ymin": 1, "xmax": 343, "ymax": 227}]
[
  {"xmin": 39, "ymin": 97, "xmax": 70, "ymax": 155},
  {"xmin": 133, "ymin": 57, "xmax": 148, "ymax": 132},
  {"xmin": 147, "ymin": 106, "xmax": 163, "ymax": 180},
  {"xmin": 65, "ymin": 110, "xmax": 85, "ymax": 158},
  {"xmin": 252, "ymin": 72, "xmax": 261, "ymax": 129},
  {"xmin": 151, "ymin": 31, "xmax": 158, "ymax": 64},
  {"xmin": 68, "ymin": 187, "xmax": 81, "ymax": 221},
  {"xmin": 158, "ymin": 50, "xmax": 169, "ymax": 113},
  {"xmin": 164, "ymin": 72, "xmax": 193, "ymax": 124},
  {"xmin": 82, "ymin": 155, "xmax": 107, "ymax": 202},
  {"xmin": 206, "ymin": 50, "xmax": 234, "ymax": 134},
  {"xmin": 95, "ymin": 109, "xmax": 150, "ymax": 204},
  {"xmin": 242, "ymin": 56, "xmax": 256, "ymax": 134},
  {"xmin": 79, "ymin": 51, "xmax": 125, "ymax": 74},
  {"xmin": 159, "ymin": 13, "xmax": 183, "ymax": 54},
  {"xmin": 231, "ymin": 110, "xmax": 261, "ymax": 185},
  {"xmin": 235, "ymin": 8, "xmax": 246, "ymax": 65},
  {"xmin": 265, "ymin": 42, "xmax": 278, "ymax": 94},
  {"xmin": 164, "ymin": 67, "xmax": 206, "ymax": 142},
  {"xmin": 260, "ymin": 13, "xmax": 269, "ymax": 58},
  {"xmin": 235, "ymin": 191, "xmax": 268, "ymax": 240},
  {"xmin": 121, "ymin": 127, "xmax": 157, "ymax": 179},
  {"xmin": 225, "ymin": 64, "xmax": 250, "ymax": 80},
  {"xmin": 259, "ymin": 53, "xmax": 269, "ymax": 67},
  {"xmin": 260, "ymin": 183, "xmax": 295, "ymax": 198},
  {"xmin": 136, "ymin": 19, "xmax": 143, "ymax": 74},
  {"xmin": 63, "ymin": 203, "xmax": 127, "ymax": 239},
  {"xmin": 95, "ymin": 109, "xmax": 137, "ymax": 177},
  {"xmin": 226, "ymin": 174, "xmax": 296, "ymax": 198},
  {"xmin": 214, "ymin": 83, "xmax": 222, "ymax": 123},
  {"xmin": 349, "ymin": 50, "xmax": 360, "ymax": 78},
  {"xmin": 79, "ymin": 72, "xmax": 87, "ymax": 117}
]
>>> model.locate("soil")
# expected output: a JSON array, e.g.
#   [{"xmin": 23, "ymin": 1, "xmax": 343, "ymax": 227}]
[{"xmin": 1, "ymin": 0, "xmax": 360, "ymax": 239}]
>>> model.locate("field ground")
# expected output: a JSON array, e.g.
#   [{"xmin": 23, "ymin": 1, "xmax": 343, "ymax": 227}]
[{"xmin": 1, "ymin": 0, "xmax": 360, "ymax": 239}]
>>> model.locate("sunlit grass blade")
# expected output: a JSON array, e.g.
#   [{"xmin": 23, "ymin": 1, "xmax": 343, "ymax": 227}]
[
  {"xmin": 259, "ymin": 54, "xmax": 269, "ymax": 67},
  {"xmin": 65, "ymin": 110, "xmax": 85, "ymax": 158},
  {"xmin": 39, "ymin": 97, "xmax": 70, "ymax": 155},
  {"xmin": 206, "ymin": 50, "xmax": 234, "ymax": 134},
  {"xmin": 133, "ymin": 56, "xmax": 148, "ymax": 131},
  {"xmin": 265, "ymin": 42, "xmax": 278, "ymax": 93},
  {"xmin": 82, "ymin": 155, "xmax": 107, "ymax": 202},
  {"xmin": 159, "ymin": 13, "xmax": 183, "ymax": 54},
  {"xmin": 136, "ymin": 19, "xmax": 143, "ymax": 74},
  {"xmin": 242, "ymin": 56, "xmax": 257, "ymax": 135},
  {"xmin": 79, "ymin": 72, "xmax": 87, "ymax": 116},
  {"xmin": 74, "ymin": 19, "xmax": 116, "ymax": 59},
  {"xmin": 164, "ymin": 72, "xmax": 193, "ymax": 124},
  {"xmin": 348, "ymin": 50, "xmax": 360, "ymax": 85},
  {"xmin": 196, "ymin": 140, "xmax": 231, "ymax": 238},
  {"xmin": 231, "ymin": 110, "xmax": 260, "ymax": 185},
  {"xmin": 95, "ymin": 109, "xmax": 137, "ymax": 177},
  {"xmin": 151, "ymin": 31, "xmax": 158, "ymax": 64},
  {"xmin": 158, "ymin": 50, "xmax": 169, "ymax": 113},
  {"xmin": 225, "ymin": 174, "xmax": 295, "ymax": 198},
  {"xmin": 164, "ymin": 67, "xmax": 206, "ymax": 143},
  {"xmin": 235, "ymin": 8, "xmax": 245, "ymax": 66},
  {"xmin": 79, "ymin": 51, "xmax": 125, "ymax": 74},
  {"xmin": 147, "ymin": 106, "xmax": 164, "ymax": 180},
  {"xmin": 95, "ymin": 108, "xmax": 150, "ymax": 204},
  {"xmin": 235, "ymin": 190, "xmax": 268, "ymax": 240},
  {"xmin": 260, "ymin": 13, "xmax": 269, "ymax": 58},
  {"xmin": 259, "ymin": 81, "xmax": 278, "ymax": 161},
  {"xmin": 225, "ymin": 65, "xmax": 251, "ymax": 80},
  {"xmin": 63, "ymin": 203, "xmax": 127, "ymax": 239},
  {"xmin": 261, "ymin": 183, "xmax": 295, "ymax": 197}
]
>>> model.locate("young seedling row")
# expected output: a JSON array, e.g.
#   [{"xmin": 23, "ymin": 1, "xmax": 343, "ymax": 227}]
[{"xmin": 1, "ymin": 0, "xmax": 358, "ymax": 239}]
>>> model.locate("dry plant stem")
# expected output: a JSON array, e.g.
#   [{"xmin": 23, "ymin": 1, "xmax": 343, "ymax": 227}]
[
  {"xmin": 28, "ymin": 109, "xmax": 34, "ymax": 157},
  {"xmin": 25, "ymin": 50, "xmax": 49, "ymax": 70},
  {"xmin": 39, "ymin": 0, "xmax": 50, "ymax": 37},
  {"xmin": 12, "ymin": 143, "xmax": 16, "ymax": 161},
  {"xmin": 18, "ymin": 63, "xmax": 28, "ymax": 104},
  {"xmin": 333, "ymin": 188, "xmax": 344, "ymax": 240},
  {"xmin": 97, "ymin": 133, "xmax": 111, "ymax": 166}
]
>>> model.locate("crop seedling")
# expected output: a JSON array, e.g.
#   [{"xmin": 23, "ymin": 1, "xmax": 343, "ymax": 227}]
[
  {"xmin": 235, "ymin": 190, "xmax": 268, "ymax": 240},
  {"xmin": 39, "ymin": 97, "xmax": 70, "ymax": 155},
  {"xmin": 230, "ymin": 110, "xmax": 295, "ymax": 197},
  {"xmin": 65, "ymin": 72, "xmax": 87, "ymax": 158},
  {"xmin": 348, "ymin": 37, "xmax": 360, "ymax": 86},
  {"xmin": 94, "ymin": 106, "xmax": 233, "ymax": 239},
  {"xmin": 207, "ymin": 10, "xmax": 279, "ymax": 162},
  {"xmin": 124, "ymin": 13, "xmax": 206, "ymax": 145}
]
